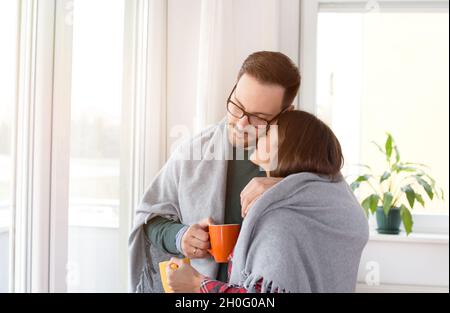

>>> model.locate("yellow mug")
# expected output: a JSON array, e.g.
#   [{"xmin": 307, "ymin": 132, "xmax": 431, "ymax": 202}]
[{"xmin": 158, "ymin": 258, "xmax": 190, "ymax": 293}]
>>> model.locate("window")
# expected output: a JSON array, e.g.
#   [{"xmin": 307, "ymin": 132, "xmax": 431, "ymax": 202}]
[
  {"xmin": 316, "ymin": 6, "xmax": 449, "ymax": 215},
  {"xmin": 0, "ymin": 0, "xmax": 163, "ymax": 292},
  {"xmin": 67, "ymin": 0, "xmax": 128, "ymax": 292},
  {"xmin": 0, "ymin": 0, "xmax": 19, "ymax": 293}
]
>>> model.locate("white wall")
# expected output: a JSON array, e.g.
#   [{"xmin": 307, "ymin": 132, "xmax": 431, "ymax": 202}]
[{"xmin": 357, "ymin": 231, "xmax": 449, "ymax": 292}]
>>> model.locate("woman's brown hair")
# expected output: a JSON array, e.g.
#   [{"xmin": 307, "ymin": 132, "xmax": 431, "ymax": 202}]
[{"xmin": 269, "ymin": 110, "xmax": 344, "ymax": 179}]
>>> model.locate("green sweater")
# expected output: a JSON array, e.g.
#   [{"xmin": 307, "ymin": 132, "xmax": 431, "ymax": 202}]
[{"xmin": 144, "ymin": 148, "xmax": 265, "ymax": 282}]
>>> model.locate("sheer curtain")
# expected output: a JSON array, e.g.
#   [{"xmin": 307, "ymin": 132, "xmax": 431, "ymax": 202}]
[
  {"xmin": 195, "ymin": 0, "xmax": 234, "ymax": 131},
  {"xmin": 193, "ymin": 0, "xmax": 299, "ymax": 130}
]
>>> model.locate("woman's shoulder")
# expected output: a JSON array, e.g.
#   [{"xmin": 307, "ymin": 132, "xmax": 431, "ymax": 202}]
[
  {"xmin": 248, "ymin": 171, "xmax": 367, "ymax": 233},
  {"xmin": 255, "ymin": 171, "xmax": 347, "ymax": 205}
]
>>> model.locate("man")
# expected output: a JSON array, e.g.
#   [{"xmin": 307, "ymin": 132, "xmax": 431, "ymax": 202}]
[{"xmin": 129, "ymin": 51, "xmax": 301, "ymax": 292}]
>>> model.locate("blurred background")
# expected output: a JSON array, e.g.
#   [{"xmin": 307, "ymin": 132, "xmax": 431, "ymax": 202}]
[{"xmin": 0, "ymin": 0, "xmax": 448, "ymax": 293}]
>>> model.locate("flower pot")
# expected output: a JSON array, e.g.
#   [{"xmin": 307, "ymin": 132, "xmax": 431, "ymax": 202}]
[{"xmin": 375, "ymin": 206, "xmax": 401, "ymax": 235}]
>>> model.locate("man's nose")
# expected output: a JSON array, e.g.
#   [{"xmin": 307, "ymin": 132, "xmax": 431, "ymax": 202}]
[{"xmin": 236, "ymin": 115, "xmax": 250, "ymax": 130}]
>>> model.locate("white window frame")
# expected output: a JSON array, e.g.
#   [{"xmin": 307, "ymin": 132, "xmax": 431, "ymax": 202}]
[
  {"xmin": 13, "ymin": 0, "xmax": 53, "ymax": 293},
  {"xmin": 299, "ymin": 0, "xmax": 449, "ymax": 235},
  {"xmin": 9, "ymin": 0, "xmax": 168, "ymax": 292},
  {"xmin": 12, "ymin": 0, "xmax": 34, "ymax": 293},
  {"xmin": 121, "ymin": 0, "xmax": 168, "ymax": 291},
  {"xmin": 11, "ymin": 0, "xmax": 72, "ymax": 293}
]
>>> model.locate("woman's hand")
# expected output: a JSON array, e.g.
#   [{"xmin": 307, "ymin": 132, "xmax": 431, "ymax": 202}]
[
  {"xmin": 241, "ymin": 177, "xmax": 282, "ymax": 218},
  {"xmin": 166, "ymin": 257, "xmax": 207, "ymax": 293}
]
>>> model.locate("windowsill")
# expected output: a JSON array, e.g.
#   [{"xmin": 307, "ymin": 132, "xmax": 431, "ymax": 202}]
[
  {"xmin": 369, "ymin": 231, "xmax": 449, "ymax": 245},
  {"xmin": 356, "ymin": 282, "xmax": 449, "ymax": 293}
]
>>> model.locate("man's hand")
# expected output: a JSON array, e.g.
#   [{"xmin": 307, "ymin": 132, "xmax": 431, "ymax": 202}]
[
  {"xmin": 181, "ymin": 217, "xmax": 214, "ymax": 259},
  {"xmin": 240, "ymin": 177, "xmax": 282, "ymax": 218}
]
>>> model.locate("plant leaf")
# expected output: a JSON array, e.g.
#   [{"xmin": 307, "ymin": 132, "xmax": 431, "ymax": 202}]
[
  {"xmin": 404, "ymin": 162, "xmax": 430, "ymax": 168},
  {"xmin": 356, "ymin": 175, "xmax": 371, "ymax": 182},
  {"xmin": 394, "ymin": 145, "xmax": 401, "ymax": 163},
  {"xmin": 401, "ymin": 185, "xmax": 416, "ymax": 208},
  {"xmin": 361, "ymin": 196, "xmax": 371, "ymax": 217},
  {"xmin": 400, "ymin": 204, "xmax": 413, "ymax": 235},
  {"xmin": 415, "ymin": 193, "xmax": 425, "ymax": 207},
  {"xmin": 361, "ymin": 194, "xmax": 380, "ymax": 216},
  {"xmin": 382, "ymin": 192, "xmax": 394, "ymax": 216},
  {"xmin": 350, "ymin": 181, "xmax": 360, "ymax": 191},
  {"xmin": 351, "ymin": 175, "xmax": 371, "ymax": 191},
  {"xmin": 380, "ymin": 171, "xmax": 391, "ymax": 184},
  {"xmin": 355, "ymin": 163, "xmax": 372, "ymax": 171},
  {"xmin": 423, "ymin": 174, "xmax": 436, "ymax": 189},
  {"xmin": 371, "ymin": 141, "xmax": 385, "ymax": 155},
  {"xmin": 416, "ymin": 176, "xmax": 434, "ymax": 200},
  {"xmin": 392, "ymin": 163, "xmax": 418, "ymax": 173},
  {"xmin": 385, "ymin": 133, "xmax": 393, "ymax": 161},
  {"xmin": 369, "ymin": 194, "xmax": 380, "ymax": 214}
]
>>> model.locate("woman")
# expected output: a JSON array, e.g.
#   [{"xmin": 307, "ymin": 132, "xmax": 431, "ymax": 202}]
[{"xmin": 166, "ymin": 110, "xmax": 369, "ymax": 293}]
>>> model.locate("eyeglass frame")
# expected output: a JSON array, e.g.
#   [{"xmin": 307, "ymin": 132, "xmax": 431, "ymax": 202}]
[{"xmin": 226, "ymin": 83, "xmax": 289, "ymax": 134}]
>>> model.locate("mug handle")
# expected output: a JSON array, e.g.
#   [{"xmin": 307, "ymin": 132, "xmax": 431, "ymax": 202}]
[{"xmin": 206, "ymin": 228, "xmax": 214, "ymax": 256}]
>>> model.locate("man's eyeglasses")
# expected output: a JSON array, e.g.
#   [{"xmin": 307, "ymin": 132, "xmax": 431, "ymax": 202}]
[{"xmin": 226, "ymin": 83, "xmax": 288, "ymax": 132}]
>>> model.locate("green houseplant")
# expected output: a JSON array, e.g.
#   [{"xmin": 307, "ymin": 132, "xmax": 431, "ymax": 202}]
[{"xmin": 351, "ymin": 133, "xmax": 444, "ymax": 235}]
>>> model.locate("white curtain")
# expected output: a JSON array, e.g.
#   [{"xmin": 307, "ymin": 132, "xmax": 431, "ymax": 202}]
[
  {"xmin": 194, "ymin": 0, "xmax": 299, "ymax": 131},
  {"xmin": 195, "ymin": 0, "xmax": 234, "ymax": 131}
]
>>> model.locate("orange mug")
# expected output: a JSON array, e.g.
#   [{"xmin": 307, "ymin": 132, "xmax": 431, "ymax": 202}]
[
  {"xmin": 158, "ymin": 258, "xmax": 190, "ymax": 293},
  {"xmin": 208, "ymin": 224, "xmax": 240, "ymax": 263}
]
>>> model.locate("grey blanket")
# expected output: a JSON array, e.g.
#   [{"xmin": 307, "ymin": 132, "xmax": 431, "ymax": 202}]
[
  {"xmin": 228, "ymin": 172, "xmax": 369, "ymax": 293},
  {"xmin": 128, "ymin": 120, "xmax": 231, "ymax": 292},
  {"xmin": 128, "ymin": 119, "xmax": 369, "ymax": 293}
]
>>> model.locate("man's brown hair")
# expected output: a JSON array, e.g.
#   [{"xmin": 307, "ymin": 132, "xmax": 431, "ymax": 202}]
[
  {"xmin": 270, "ymin": 110, "xmax": 344, "ymax": 179},
  {"xmin": 237, "ymin": 51, "xmax": 301, "ymax": 109}
]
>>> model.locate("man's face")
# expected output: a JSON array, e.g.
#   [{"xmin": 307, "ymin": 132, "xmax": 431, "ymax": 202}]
[{"xmin": 227, "ymin": 74, "xmax": 285, "ymax": 149}]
